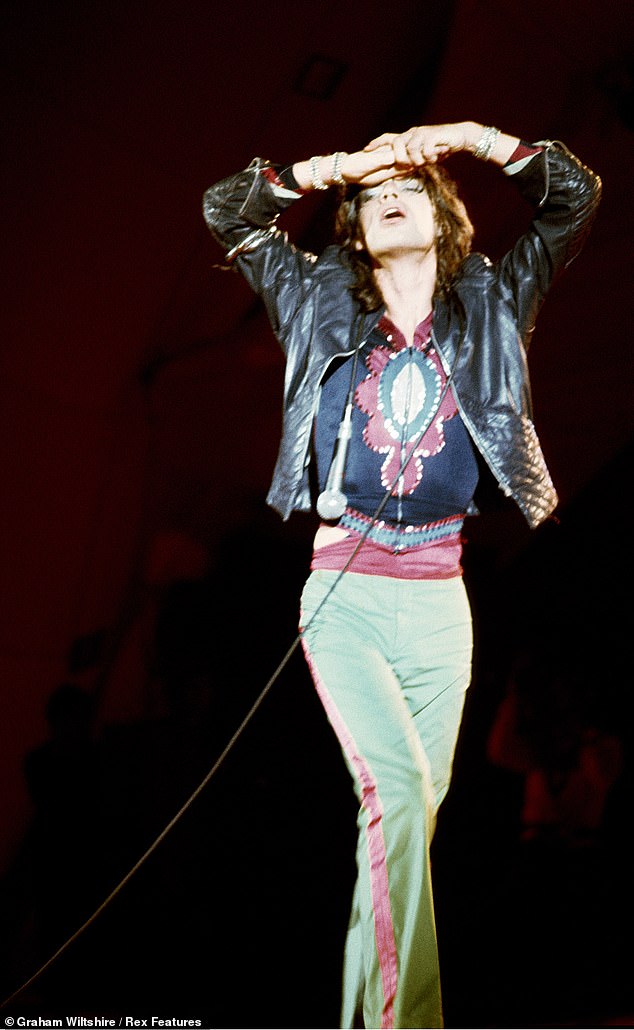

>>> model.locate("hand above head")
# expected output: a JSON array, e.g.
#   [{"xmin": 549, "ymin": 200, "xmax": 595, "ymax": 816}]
[
  {"xmin": 338, "ymin": 144, "xmax": 410, "ymax": 186},
  {"xmin": 364, "ymin": 122, "xmax": 519, "ymax": 168},
  {"xmin": 292, "ymin": 144, "xmax": 410, "ymax": 192},
  {"xmin": 365, "ymin": 123, "xmax": 472, "ymax": 166},
  {"xmin": 292, "ymin": 123, "xmax": 519, "ymax": 192}
]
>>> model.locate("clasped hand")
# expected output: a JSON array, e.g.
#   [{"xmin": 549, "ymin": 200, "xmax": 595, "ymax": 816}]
[{"xmin": 342, "ymin": 122, "xmax": 470, "ymax": 187}]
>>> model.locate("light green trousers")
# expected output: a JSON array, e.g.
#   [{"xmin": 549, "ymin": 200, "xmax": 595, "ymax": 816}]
[{"xmin": 300, "ymin": 569, "xmax": 473, "ymax": 1030}]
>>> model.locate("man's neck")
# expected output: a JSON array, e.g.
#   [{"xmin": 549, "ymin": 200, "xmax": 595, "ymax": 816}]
[{"xmin": 373, "ymin": 251, "xmax": 437, "ymax": 346}]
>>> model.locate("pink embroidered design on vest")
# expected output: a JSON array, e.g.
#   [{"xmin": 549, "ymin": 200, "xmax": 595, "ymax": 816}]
[{"xmin": 355, "ymin": 336, "xmax": 457, "ymax": 495}]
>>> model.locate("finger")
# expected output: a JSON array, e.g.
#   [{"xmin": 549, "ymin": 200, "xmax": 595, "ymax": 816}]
[
  {"xmin": 410, "ymin": 128, "xmax": 441, "ymax": 166},
  {"xmin": 364, "ymin": 132, "xmax": 397, "ymax": 152},
  {"xmin": 393, "ymin": 135, "xmax": 418, "ymax": 166},
  {"xmin": 390, "ymin": 127, "xmax": 424, "ymax": 166},
  {"xmin": 358, "ymin": 163, "xmax": 421, "ymax": 186},
  {"xmin": 368, "ymin": 143, "xmax": 396, "ymax": 163},
  {"xmin": 357, "ymin": 145, "xmax": 396, "ymax": 173},
  {"xmin": 357, "ymin": 168, "xmax": 400, "ymax": 187}
]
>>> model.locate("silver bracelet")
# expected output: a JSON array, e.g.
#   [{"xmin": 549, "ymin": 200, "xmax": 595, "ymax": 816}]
[
  {"xmin": 331, "ymin": 151, "xmax": 347, "ymax": 185},
  {"xmin": 473, "ymin": 125, "xmax": 500, "ymax": 161},
  {"xmin": 310, "ymin": 155, "xmax": 328, "ymax": 190}
]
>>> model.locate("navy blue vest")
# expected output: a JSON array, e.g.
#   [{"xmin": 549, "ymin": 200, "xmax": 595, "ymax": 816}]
[{"xmin": 313, "ymin": 319, "xmax": 479, "ymax": 525}]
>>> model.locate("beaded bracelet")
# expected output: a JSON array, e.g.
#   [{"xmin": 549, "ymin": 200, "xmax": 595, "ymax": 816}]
[
  {"xmin": 473, "ymin": 125, "xmax": 500, "ymax": 161},
  {"xmin": 331, "ymin": 151, "xmax": 347, "ymax": 185},
  {"xmin": 309, "ymin": 155, "xmax": 328, "ymax": 190}
]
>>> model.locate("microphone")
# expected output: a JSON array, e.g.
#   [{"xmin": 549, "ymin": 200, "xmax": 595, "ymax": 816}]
[{"xmin": 316, "ymin": 403, "xmax": 353, "ymax": 521}]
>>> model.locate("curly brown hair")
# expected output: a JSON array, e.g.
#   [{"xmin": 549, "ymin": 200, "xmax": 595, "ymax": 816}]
[{"xmin": 334, "ymin": 164, "xmax": 474, "ymax": 312}]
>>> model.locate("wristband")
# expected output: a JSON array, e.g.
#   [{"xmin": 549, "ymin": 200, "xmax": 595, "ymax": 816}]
[
  {"xmin": 310, "ymin": 155, "xmax": 328, "ymax": 190},
  {"xmin": 473, "ymin": 125, "xmax": 500, "ymax": 161},
  {"xmin": 331, "ymin": 151, "xmax": 347, "ymax": 185}
]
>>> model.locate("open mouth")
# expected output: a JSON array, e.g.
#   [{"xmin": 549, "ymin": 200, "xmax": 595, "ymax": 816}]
[{"xmin": 381, "ymin": 205, "xmax": 406, "ymax": 222}]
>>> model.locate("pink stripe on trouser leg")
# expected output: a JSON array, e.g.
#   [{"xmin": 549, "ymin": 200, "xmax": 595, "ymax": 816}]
[
  {"xmin": 299, "ymin": 570, "xmax": 472, "ymax": 1030},
  {"xmin": 302, "ymin": 640, "xmax": 398, "ymax": 1028}
]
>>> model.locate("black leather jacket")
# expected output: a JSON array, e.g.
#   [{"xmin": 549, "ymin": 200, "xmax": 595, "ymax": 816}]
[{"xmin": 203, "ymin": 143, "xmax": 601, "ymax": 527}]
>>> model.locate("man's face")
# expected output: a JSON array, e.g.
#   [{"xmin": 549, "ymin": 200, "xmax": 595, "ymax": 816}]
[{"xmin": 356, "ymin": 178, "xmax": 436, "ymax": 262}]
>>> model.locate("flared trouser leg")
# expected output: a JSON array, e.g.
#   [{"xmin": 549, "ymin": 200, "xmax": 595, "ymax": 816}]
[{"xmin": 300, "ymin": 570, "xmax": 472, "ymax": 1030}]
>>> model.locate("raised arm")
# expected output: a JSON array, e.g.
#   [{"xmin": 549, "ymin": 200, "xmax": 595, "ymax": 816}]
[
  {"xmin": 363, "ymin": 121, "xmax": 520, "ymax": 168},
  {"xmin": 202, "ymin": 144, "xmax": 406, "ymax": 336},
  {"xmin": 291, "ymin": 123, "xmax": 518, "ymax": 190},
  {"xmin": 366, "ymin": 121, "xmax": 601, "ymax": 328},
  {"xmin": 357, "ymin": 120, "xmax": 601, "ymax": 359},
  {"xmin": 291, "ymin": 143, "xmax": 402, "ymax": 191}
]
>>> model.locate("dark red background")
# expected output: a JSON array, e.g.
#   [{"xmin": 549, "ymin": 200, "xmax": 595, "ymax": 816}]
[{"xmin": 2, "ymin": 1, "xmax": 633, "ymax": 1025}]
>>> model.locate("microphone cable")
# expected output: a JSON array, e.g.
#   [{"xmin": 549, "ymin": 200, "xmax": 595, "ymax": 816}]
[{"xmin": 1, "ymin": 323, "xmax": 463, "ymax": 1010}]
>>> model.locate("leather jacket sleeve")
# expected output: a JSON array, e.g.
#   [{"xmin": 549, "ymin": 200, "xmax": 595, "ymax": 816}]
[
  {"xmin": 495, "ymin": 141, "xmax": 602, "ymax": 349},
  {"xmin": 202, "ymin": 158, "xmax": 321, "ymax": 343}
]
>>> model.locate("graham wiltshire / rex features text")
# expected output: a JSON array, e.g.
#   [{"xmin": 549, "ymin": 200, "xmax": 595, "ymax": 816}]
[{"xmin": 6, "ymin": 1019, "xmax": 205, "ymax": 1027}]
